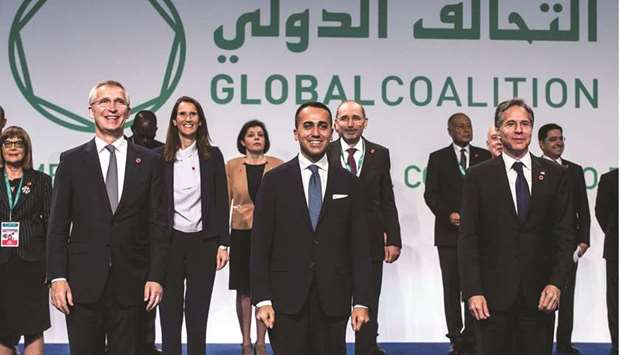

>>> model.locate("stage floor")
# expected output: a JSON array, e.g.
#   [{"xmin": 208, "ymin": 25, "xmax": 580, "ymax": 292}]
[{"xmin": 25, "ymin": 342, "xmax": 613, "ymax": 354}]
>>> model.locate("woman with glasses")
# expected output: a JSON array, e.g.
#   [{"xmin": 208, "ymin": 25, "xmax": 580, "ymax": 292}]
[
  {"xmin": 0, "ymin": 127, "xmax": 51, "ymax": 355},
  {"xmin": 159, "ymin": 97, "xmax": 230, "ymax": 355},
  {"xmin": 226, "ymin": 120, "xmax": 281, "ymax": 355}
]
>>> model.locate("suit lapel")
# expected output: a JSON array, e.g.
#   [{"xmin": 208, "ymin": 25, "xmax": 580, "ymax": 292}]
[
  {"xmin": 0, "ymin": 169, "xmax": 9, "ymax": 211},
  {"xmin": 527, "ymin": 154, "xmax": 544, "ymax": 222},
  {"xmin": 11, "ymin": 169, "xmax": 32, "ymax": 212},
  {"xmin": 447, "ymin": 145, "xmax": 464, "ymax": 179},
  {"xmin": 359, "ymin": 138, "xmax": 374, "ymax": 181},
  {"xmin": 291, "ymin": 158, "xmax": 314, "ymax": 233},
  {"xmin": 83, "ymin": 139, "xmax": 113, "ymax": 216},
  {"xmin": 116, "ymin": 143, "xmax": 138, "ymax": 215},
  {"xmin": 495, "ymin": 157, "xmax": 519, "ymax": 221},
  {"xmin": 200, "ymin": 155, "xmax": 209, "ymax": 230},
  {"xmin": 316, "ymin": 165, "xmax": 335, "ymax": 228}
]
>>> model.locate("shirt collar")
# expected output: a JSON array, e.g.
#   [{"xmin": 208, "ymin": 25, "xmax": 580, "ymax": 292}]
[
  {"xmin": 502, "ymin": 151, "xmax": 532, "ymax": 171},
  {"xmin": 452, "ymin": 143, "xmax": 470, "ymax": 155},
  {"xmin": 339, "ymin": 137, "xmax": 364, "ymax": 156},
  {"xmin": 95, "ymin": 135, "xmax": 126, "ymax": 153},
  {"xmin": 542, "ymin": 154, "xmax": 563, "ymax": 165},
  {"xmin": 298, "ymin": 151, "xmax": 329, "ymax": 172},
  {"xmin": 176, "ymin": 141, "xmax": 198, "ymax": 160}
]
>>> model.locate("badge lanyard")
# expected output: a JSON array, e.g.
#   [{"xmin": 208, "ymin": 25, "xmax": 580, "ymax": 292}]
[
  {"xmin": 340, "ymin": 141, "xmax": 365, "ymax": 176},
  {"xmin": 4, "ymin": 172, "xmax": 23, "ymax": 221}
]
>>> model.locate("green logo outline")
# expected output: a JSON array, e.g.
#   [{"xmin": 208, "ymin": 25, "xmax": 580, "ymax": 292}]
[{"xmin": 8, "ymin": 0, "xmax": 186, "ymax": 132}]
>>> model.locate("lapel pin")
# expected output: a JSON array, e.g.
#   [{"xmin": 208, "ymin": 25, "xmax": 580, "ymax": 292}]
[
  {"xmin": 370, "ymin": 148, "xmax": 375, "ymax": 154},
  {"xmin": 474, "ymin": 153, "xmax": 479, "ymax": 158},
  {"xmin": 21, "ymin": 185, "xmax": 31, "ymax": 194},
  {"xmin": 135, "ymin": 158, "xmax": 142, "ymax": 164},
  {"xmin": 538, "ymin": 173, "xmax": 545, "ymax": 181}
]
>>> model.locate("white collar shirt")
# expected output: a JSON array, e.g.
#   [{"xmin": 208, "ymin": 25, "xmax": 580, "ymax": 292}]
[
  {"xmin": 173, "ymin": 141, "xmax": 202, "ymax": 233},
  {"xmin": 452, "ymin": 143, "xmax": 470, "ymax": 170},
  {"xmin": 542, "ymin": 154, "xmax": 563, "ymax": 166},
  {"xmin": 339, "ymin": 138, "xmax": 365, "ymax": 177},
  {"xmin": 502, "ymin": 152, "xmax": 533, "ymax": 212},
  {"xmin": 298, "ymin": 152, "xmax": 328, "ymax": 207},
  {"xmin": 95, "ymin": 136, "xmax": 127, "ymax": 204}
]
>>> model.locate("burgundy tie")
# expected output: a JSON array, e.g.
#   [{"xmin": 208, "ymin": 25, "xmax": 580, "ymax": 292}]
[{"xmin": 347, "ymin": 148, "xmax": 357, "ymax": 175}]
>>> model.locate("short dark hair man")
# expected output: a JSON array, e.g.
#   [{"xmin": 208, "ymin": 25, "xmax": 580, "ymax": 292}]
[
  {"xmin": 251, "ymin": 101, "xmax": 371, "ymax": 354},
  {"xmin": 128, "ymin": 110, "xmax": 164, "ymax": 149},
  {"xmin": 327, "ymin": 100, "xmax": 401, "ymax": 355},
  {"xmin": 538, "ymin": 123, "xmax": 591, "ymax": 354},
  {"xmin": 47, "ymin": 81, "xmax": 168, "ymax": 355},
  {"xmin": 458, "ymin": 99, "xmax": 575, "ymax": 355},
  {"xmin": 424, "ymin": 112, "xmax": 491, "ymax": 354}
]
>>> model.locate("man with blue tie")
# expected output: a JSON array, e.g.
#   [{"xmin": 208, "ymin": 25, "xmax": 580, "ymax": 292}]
[
  {"xmin": 251, "ymin": 101, "xmax": 371, "ymax": 354},
  {"xmin": 458, "ymin": 99, "xmax": 575, "ymax": 355}
]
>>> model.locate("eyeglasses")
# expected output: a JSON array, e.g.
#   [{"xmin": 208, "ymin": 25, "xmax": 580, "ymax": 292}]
[
  {"xmin": 91, "ymin": 98, "xmax": 128, "ymax": 108},
  {"xmin": 2, "ymin": 140, "xmax": 25, "ymax": 149}
]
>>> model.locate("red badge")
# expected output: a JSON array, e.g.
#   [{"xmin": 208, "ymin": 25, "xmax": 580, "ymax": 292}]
[{"xmin": 135, "ymin": 158, "xmax": 142, "ymax": 164}]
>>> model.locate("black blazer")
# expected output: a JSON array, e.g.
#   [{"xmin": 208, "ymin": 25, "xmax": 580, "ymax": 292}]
[
  {"xmin": 327, "ymin": 138, "xmax": 401, "ymax": 261},
  {"xmin": 160, "ymin": 146, "xmax": 230, "ymax": 245},
  {"xmin": 595, "ymin": 169, "xmax": 618, "ymax": 262},
  {"xmin": 562, "ymin": 159, "xmax": 591, "ymax": 245},
  {"xmin": 458, "ymin": 155, "xmax": 575, "ymax": 311},
  {"xmin": 250, "ymin": 157, "xmax": 371, "ymax": 317},
  {"xmin": 424, "ymin": 144, "xmax": 491, "ymax": 246},
  {"xmin": 0, "ymin": 169, "xmax": 51, "ymax": 263},
  {"xmin": 46, "ymin": 139, "xmax": 168, "ymax": 306}
]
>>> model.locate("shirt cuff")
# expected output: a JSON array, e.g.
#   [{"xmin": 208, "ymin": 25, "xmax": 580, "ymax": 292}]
[
  {"xmin": 353, "ymin": 304, "xmax": 368, "ymax": 309},
  {"xmin": 218, "ymin": 245, "xmax": 228, "ymax": 250},
  {"xmin": 256, "ymin": 300, "xmax": 272, "ymax": 308},
  {"xmin": 51, "ymin": 278, "xmax": 67, "ymax": 283}
]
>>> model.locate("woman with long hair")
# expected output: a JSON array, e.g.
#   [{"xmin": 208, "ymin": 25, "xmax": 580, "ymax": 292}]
[{"xmin": 159, "ymin": 97, "xmax": 230, "ymax": 355}]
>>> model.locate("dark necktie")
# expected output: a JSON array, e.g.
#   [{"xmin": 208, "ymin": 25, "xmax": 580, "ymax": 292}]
[
  {"xmin": 512, "ymin": 161, "xmax": 529, "ymax": 222},
  {"xmin": 347, "ymin": 148, "xmax": 357, "ymax": 175},
  {"xmin": 460, "ymin": 148, "xmax": 467, "ymax": 172},
  {"xmin": 105, "ymin": 145, "xmax": 118, "ymax": 213},
  {"xmin": 308, "ymin": 165, "xmax": 322, "ymax": 231}
]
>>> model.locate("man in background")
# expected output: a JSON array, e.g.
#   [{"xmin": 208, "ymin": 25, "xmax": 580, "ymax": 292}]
[
  {"xmin": 538, "ymin": 123, "xmax": 590, "ymax": 355},
  {"xmin": 327, "ymin": 100, "xmax": 401, "ymax": 355},
  {"xmin": 424, "ymin": 113, "xmax": 491, "ymax": 354},
  {"xmin": 128, "ymin": 110, "xmax": 164, "ymax": 150},
  {"xmin": 486, "ymin": 125, "xmax": 502, "ymax": 157}
]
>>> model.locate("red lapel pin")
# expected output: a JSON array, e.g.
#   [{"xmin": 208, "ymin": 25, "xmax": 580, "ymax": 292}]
[{"xmin": 135, "ymin": 158, "xmax": 142, "ymax": 164}]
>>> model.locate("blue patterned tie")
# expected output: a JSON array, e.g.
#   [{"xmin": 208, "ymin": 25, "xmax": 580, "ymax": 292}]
[
  {"xmin": 513, "ymin": 161, "xmax": 530, "ymax": 222},
  {"xmin": 308, "ymin": 165, "xmax": 322, "ymax": 231}
]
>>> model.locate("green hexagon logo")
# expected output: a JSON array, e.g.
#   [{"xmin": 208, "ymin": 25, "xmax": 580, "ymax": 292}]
[{"xmin": 8, "ymin": 0, "xmax": 186, "ymax": 132}]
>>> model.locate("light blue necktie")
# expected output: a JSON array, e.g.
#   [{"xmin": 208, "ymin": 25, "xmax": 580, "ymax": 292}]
[{"xmin": 308, "ymin": 164, "xmax": 322, "ymax": 231}]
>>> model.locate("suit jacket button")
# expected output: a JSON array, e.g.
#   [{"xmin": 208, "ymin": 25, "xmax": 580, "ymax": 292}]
[
  {"xmin": 308, "ymin": 262, "xmax": 315, "ymax": 270},
  {"xmin": 313, "ymin": 239, "xmax": 319, "ymax": 245}
]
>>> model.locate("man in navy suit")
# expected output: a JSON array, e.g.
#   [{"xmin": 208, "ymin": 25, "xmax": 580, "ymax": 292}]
[
  {"xmin": 458, "ymin": 99, "xmax": 575, "ymax": 355},
  {"xmin": 424, "ymin": 113, "xmax": 491, "ymax": 354},
  {"xmin": 47, "ymin": 80, "xmax": 168, "ymax": 355},
  {"xmin": 538, "ymin": 123, "xmax": 590, "ymax": 354},
  {"xmin": 251, "ymin": 101, "xmax": 371, "ymax": 355}
]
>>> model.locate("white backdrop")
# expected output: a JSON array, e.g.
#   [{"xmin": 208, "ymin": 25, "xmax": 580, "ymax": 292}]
[{"xmin": 0, "ymin": 0, "xmax": 617, "ymax": 343}]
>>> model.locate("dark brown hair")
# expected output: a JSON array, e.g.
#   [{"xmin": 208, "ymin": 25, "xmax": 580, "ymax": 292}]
[
  {"xmin": 163, "ymin": 96, "xmax": 212, "ymax": 162},
  {"xmin": 237, "ymin": 120, "xmax": 270, "ymax": 155},
  {"xmin": 0, "ymin": 126, "xmax": 33, "ymax": 170}
]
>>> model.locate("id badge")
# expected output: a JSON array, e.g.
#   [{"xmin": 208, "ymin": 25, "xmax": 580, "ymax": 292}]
[{"xmin": 1, "ymin": 222, "xmax": 19, "ymax": 248}]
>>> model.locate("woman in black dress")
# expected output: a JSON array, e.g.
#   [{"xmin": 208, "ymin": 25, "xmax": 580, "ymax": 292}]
[
  {"xmin": 0, "ymin": 127, "xmax": 51, "ymax": 355},
  {"xmin": 226, "ymin": 120, "xmax": 282, "ymax": 355}
]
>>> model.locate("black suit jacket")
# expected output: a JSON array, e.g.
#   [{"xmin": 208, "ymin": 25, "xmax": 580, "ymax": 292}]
[
  {"xmin": 250, "ymin": 157, "xmax": 371, "ymax": 317},
  {"xmin": 160, "ymin": 146, "xmax": 230, "ymax": 245},
  {"xmin": 596, "ymin": 169, "xmax": 618, "ymax": 262},
  {"xmin": 562, "ymin": 159, "xmax": 591, "ymax": 245},
  {"xmin": 424, "ymin": 144, "xmax": 491, "ymax": 246},
  {"xmin": 327, "ymin": 138, "xmax": 401, "ymax": 261},
  {"xmin": 0, "ymin": 169, "xmax": 51, "ymax": 263},
  {"xmin": 458, "ymin": 154, "xmax": 575, "ymax": 311},
  {"xmin": 46, "ymin": 139, "xmax": 168, "ymax": 306}
]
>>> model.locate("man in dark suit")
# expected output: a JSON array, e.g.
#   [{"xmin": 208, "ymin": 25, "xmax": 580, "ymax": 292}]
[
  {"xmin": 326, "ymin": 100, "xmax": 401, "ymax": 355},
  {"xmin": 458, "ymin": 99, "xmax": 575, "ymax": 355},
  {"xmin": 595, "ymin": 169, "xmax": 618, "ymax": 355},
  {"xmin": 424, "ymin": 112, "xmax": 491, "ymax": 354},
  {"xmin": 47, "ymin": 80, "xmax": 168, "ymax": 355},
  {"xmin": 128, "ymin": 110, "xmax": 164, "ymax": 150},
  {"xmin": 538, "ymin": 123, "xmax": 590, "ymax": 354},
  {"xmin": 251, "ymin": 101, "xmax": 371, "ymax": 355}
]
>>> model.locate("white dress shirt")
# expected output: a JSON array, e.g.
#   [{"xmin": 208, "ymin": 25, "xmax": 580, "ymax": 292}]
[
  {"xmin": 298, "ymin": 152, "xmax": 328, "ymax": 205},
  {"xmin": 452, "ymin": 143, "xmax": 470, "ymax": 170},
  {"xmin": 338, "ymin": 138, "xmax": 365, "ymax": 176},
  {"xmin": 542, "ymin": 154, "xmax": 563, "ymax": 165},
  {"xmin": 502, "ymin": 152, "xmax": 533, "ymax": 213},
  {"xmin": 95, "ymin": 136, "xmax": 127, "ymax": 203},
  {"xmin": 173, "ymin": 141, "xmax": 203, "ymax": 233}
]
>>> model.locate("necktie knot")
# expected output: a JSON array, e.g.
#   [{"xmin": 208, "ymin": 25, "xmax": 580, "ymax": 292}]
[
  {"xmin": 308, "ymin": 164, "xmax": 319, "ymax": 175},
  {"xmin": 512, "ymin": 161, "xmax": 525, "ymax": 174},
  {"xmin": 105, "ymin": 144, "xmax": 115, "ymax": 154},
  {"xmin": 346, "ymin": 148, "xmax": 356, "ymax": 156}
]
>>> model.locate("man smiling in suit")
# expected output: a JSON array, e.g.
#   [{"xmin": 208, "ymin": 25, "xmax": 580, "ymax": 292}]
[
  {"xmin": 327, "ymin": 100, "xmax": 401, "ymax": 355},
  {"xmin": 251, "ymin": 101, "xmax": 371, "ymax": 355},
  {"xmin": 424, "ymin": 112, "xmax": 491, "ymax": 354},
  {"xmin": 458, "ymin": 99, "xmax": 575, "ymax": 355},
  {"xmin": 47, "ymin": 80, "xmax": 168, "ymax": 355}
]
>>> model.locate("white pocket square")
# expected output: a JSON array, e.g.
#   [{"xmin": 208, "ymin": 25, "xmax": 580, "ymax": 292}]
[{"xmin": 332, "ymin": 194, "xmax": 349, "ymax": 200}]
